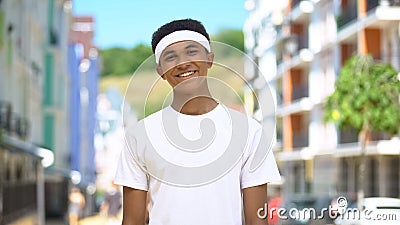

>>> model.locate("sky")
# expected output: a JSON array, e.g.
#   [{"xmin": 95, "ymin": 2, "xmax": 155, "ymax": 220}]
[{"xmin": 73, "ymin": 0, "xmax": 248, "ymax": 49}]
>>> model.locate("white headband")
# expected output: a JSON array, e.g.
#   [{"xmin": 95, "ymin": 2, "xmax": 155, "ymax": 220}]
[{"xmin": 155, "ymin": 30, "xmax": 211, "ymax": 64}]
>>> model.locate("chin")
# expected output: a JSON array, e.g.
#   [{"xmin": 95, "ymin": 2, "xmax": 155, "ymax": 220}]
[{"xmin": 174, "ymin": 77, "xmax": 208, "ymax": 95}]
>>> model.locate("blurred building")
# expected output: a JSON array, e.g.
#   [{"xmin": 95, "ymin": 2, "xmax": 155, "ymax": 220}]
[
  {"xmin": 0, "ymin": 0, "xmax": 74, "ymax": 223},
  {"xmin": 69, "ymin": 15, "xmax": 100, "ymax": 215},
  {"xmin": 244, "ymin": 0, "xmax": 400, "ymax": 198},
  {"xmin": 1, "ymin": 0, "xmax": 100, "ymax": 224},
  {"xmin": 95, "ymin": 88, "xmax": 137, "ymax": 193},
  {"xmin": 43, "ymin": 0, "xmax": 75, "ymax": 219}
]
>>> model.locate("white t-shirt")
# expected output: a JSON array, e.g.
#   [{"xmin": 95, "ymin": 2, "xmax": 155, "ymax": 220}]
[{"xmin": 115, "ymin": 104, "xmax": 280, "ymax": 225}]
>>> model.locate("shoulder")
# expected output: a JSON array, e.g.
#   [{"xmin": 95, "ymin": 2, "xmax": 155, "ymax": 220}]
[
  {"xmin": 222, "ymin": 105, "xmax": 262, "ymax": 131},
  {"xmin": 124, "ymin": 107, "xmax": 166, "ymax": 137}
]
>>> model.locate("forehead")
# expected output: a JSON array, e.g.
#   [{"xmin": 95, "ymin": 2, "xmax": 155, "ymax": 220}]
[{"xmin": 162, "ymin": 40, "xmax": 203, "ymax": 53}]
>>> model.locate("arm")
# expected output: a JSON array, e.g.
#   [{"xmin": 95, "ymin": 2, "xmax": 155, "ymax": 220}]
[
  {"xmin": 100, "ymin": 194, "xmax": 109, "ymax": 215},
  {"xmin": 80, "ymin": 193, "xmax": 86, "ymax": 208},
  {"xmin": 122, "ymin": 186, "xmax": 148, "ymax": 225},
  {"xmin": 243, "ymin": 183, "xmax": 268, "ymax": 225}
]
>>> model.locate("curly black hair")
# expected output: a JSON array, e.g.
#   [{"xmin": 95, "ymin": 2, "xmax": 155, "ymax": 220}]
[{"xmin": 151, "ymin": 19, "xmax": 210, "ymax": 53}]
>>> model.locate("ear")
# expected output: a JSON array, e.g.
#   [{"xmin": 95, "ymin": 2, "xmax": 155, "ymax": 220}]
[
  {"xmin": 156, "ymin": 65, "xmax": 166, "ymax": 79},
  {"xmin": 207, "ymin": 52, "xmax": 214, "ymax": 68}
]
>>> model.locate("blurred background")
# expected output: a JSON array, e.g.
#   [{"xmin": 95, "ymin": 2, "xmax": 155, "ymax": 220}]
[{"xmin": 0, "ymin": 0, "xmax": 399, "ymax": 225}]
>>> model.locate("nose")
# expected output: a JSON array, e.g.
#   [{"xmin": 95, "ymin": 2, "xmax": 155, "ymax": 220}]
[{"xmin": 176, "ymin": 55, "xmax": 191, "ymax": 69}]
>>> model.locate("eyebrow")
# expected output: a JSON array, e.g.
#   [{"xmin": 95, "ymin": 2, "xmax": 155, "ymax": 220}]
[
  {"xmin": 162, "ymin": 50, "xmax": 176, "ymax": 57},
  {"xmin": 162, "ymin": 43, "xmax": 202, "ymax": 58},
  {"xmin": 185, "ymin": 44, "xmax": 201, "ymax": 49}
]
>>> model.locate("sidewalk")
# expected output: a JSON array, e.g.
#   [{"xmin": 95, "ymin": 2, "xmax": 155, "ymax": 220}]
[
  {"xmin": 46, "ymin": 217, "xmax": 66, "ymax": 225},
  {"xmin": 78, "ymin": 214, "xmax": 122, "ymax": 225},
  {"xmin": 46, "ymin": 212, "xmax": 122, "ymax": 225},
  {"xmin": 45, "ymin": 214, "xmax": 112, "ymax": 225}
]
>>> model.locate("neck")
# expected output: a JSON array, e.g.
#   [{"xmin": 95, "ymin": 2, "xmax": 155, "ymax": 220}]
[{"xmin": 171, "ymin": 89, "xmax": 218, "ymax": 115}]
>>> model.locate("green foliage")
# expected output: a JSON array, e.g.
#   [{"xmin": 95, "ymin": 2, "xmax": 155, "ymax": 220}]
[
  {"xmin": 211, "ymin": 29, "xmax": 244, "ymax": 56},
  {"xmin": 0, "ymin": 11, "xmax": 4, "ymax": 48},
  {"xmin": 129, "ymin": 44, "xmax": 154, "ymax": 72},
  {"xmin": 324, "ymin": 55, "xmax": 400, "ymax": 134},
  {"xmin": 99, "ymin": 44, "xmax": 153, "ymax": 77}
]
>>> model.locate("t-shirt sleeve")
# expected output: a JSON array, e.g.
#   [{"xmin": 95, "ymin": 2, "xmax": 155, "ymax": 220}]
[
  {"xmin": 240, "ymin": 126, "xmax": 281, "ymax": 189},
  {"xmin": 114, "ymin": 130, "xmax": 149, "ymax": 191}
]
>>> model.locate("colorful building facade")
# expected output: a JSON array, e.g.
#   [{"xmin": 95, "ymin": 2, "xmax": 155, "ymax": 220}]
[{"xmin": 244, "ymin": 0, "xmax": 400, "ymax": 198}]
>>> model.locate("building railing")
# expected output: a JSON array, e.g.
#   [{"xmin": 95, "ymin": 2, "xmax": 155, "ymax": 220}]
[
  {"xmin": 293, "ymin": 131, "xmax": 309, "ymax": 148},
  {"xmin": 292, "ymin": 85, "xmax": 309, "ymax": 101},
  {"xmin": 339, "ymin": 128, "xmax": 392, "ymax": 144},
  {"xmin": 367, "ymin": 0, "xmax": 400, "ymax": 13},
  {"xmin": 339, "ymin": 127, "xmax": 359, "ymax": 144},
  {"xmin": 276, "ymin": 92, "xmax": 284, "ymax": 106},
  {"xmin": 383, "ymin": 0, "xmax": 400, "ymax": 6},
  {"xmin": 276, "ymin": 54, "xmax": 284, "ymax": 67},
  {"xmin": 298, "ymin": 34, "xmax": 308, "ymax": 50},
  {"xmin": 367, "ymin": 0, "xmax": 380, "ymax": 12},
  {"xmin": 336, "ymin": 3, "xmax": 358, "ymax": 30},
  {"xmin": 0, "ymin": 101, "xmax": 30, "ymax": 139},
  {"xmin": 0, "ymin": 133, "xmax": 44, "ymax": 225},
  {"xmin": 2, "ymin": 182, "xmax": 38, "ymax": 223},
  {"xmin": 292, "ymin": 0, "xmax": 302, "ymax": 9},
  {"xmin": 281, "ymin": 34, "xmax": 309, "ymax": 57}
]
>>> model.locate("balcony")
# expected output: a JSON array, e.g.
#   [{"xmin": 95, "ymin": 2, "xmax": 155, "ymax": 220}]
[
  {"xmin": 276, "ymin": 97, "xmax": 313, "ymax": 117},
  {"xmin": 276, "ymin": 33, "xmax": 312, "ymax": 74},
  {"xmin": 387, "ymin": 0, "xmax": 400, "ymax": 6},
  {"xmin": 290, "ymin": 0, "xmax": 314, "ymax": 22},
  {"xmin": 292, "ymin": 85, "xmax": 309, "ymax": 101},
  {"xmin": 3, "ymin": 183, "xmax": 37, "ymax": 223},
  {"xmin": 276, "ymin": 92, "xmax": 284, "ymax": 106},
  {"xmin": 292, "ymin": 0, "xmax": 301, "ymax": 9},
  {"xmin": 336, "ymin": 4, "xmax": 358, "ymax": 30},
  {"xmin": 339, "ymin": 127, "xmax": 359, "ymax": 144},
  {"xmin": 276, "ymin": 54, "xmax": 284, "ymax": 68},
  {"xmin": 368, "ymin": 0, "xmax": 400, "ymax": 13},
  {"xmin": 363, "ymin": 0, "xmax": 400, "ymax": 29},
  {"xmin": 293, "ymin": 131, "xmax": 309, "ymax": 149},
  {"xmin": 367, "ymin": 0, "xmax": 380, "ymax": 12},
  {"xmin": 296, "ymin": 34, "xmax": 309, "ymax": 53}
]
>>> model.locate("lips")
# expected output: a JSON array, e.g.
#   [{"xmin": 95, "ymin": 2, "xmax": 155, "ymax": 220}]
[{"xmin": 176, "ymin": 70, "xmax": 196, "ymax": 78}]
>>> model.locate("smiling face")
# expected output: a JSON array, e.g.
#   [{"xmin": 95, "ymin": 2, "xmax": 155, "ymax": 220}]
[{"xmin": 156, "ymin": 40, "xmax": 214, "ymax": 91}]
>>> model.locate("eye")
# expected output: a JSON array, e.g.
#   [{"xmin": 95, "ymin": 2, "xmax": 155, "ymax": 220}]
[
  {"xmin": 164, "ymin": 54, "xmax": 177, "ymax": 61},
  {"xmin": 187, "ymin": 49, "xmax": 199, "ymax": 55}
]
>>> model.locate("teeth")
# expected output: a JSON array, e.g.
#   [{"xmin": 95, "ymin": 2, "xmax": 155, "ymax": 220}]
[{"xmin": 178, "ymin": 71, "xmax": 194, "ymax": 77}]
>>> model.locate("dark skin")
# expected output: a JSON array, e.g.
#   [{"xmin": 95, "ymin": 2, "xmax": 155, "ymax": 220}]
[
  {"xmin": 122, "ymin": 187, "xmax": 147, "ymax": 225},
  {"xmin": 121, "ymin": 40, "xmax": 269, "ymax": 225},
  {"xmin": 243, "ymin": 184, "xmax": 268, "ymax": 225}
]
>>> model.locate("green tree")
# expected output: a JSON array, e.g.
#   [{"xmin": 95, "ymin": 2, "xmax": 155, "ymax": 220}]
[
  {"xmin": 129, "ymin": 44, "xmax": 154, "ymax": 72},
  {"xmin": 99, "ymin": 47, "xmax": 129, "ymax": 76},
  {"xmin": 324, "ymin": 55, "xmax": 400, "ymax": 209},
  {"xmin": 211, "ymin": 28, "xmax": 244, "ymax": 56},
  {"xmin": 100, "ymin": 44, "xmax": 152, "ymax": 77}
]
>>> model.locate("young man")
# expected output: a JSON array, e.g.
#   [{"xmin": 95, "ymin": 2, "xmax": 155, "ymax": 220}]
[{"xmin": 115, "ymin": 19, "xmax": 281, "ymax": 225}]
